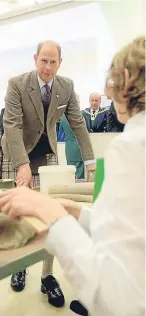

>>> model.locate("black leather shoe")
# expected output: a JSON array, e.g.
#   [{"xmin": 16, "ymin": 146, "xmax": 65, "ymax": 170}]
[
  {"xmin": 70, "ymin": 300, "xmax": 88, "ymax": 316},
  {"xmin": 11, "ymin": 270, "xmax": 27, "ymax": 292},
  {"xmin": 41, "ymin": 275, "xmax": 65, "ymax": 308}
]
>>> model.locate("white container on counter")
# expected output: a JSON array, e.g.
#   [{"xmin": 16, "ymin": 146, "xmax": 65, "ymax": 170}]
[{"xmin": 38, "ymin": 165, "xmax": 76, "ymax": 194}]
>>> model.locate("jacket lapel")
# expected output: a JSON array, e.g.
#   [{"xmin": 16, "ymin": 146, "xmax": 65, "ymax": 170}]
[
  {"xmin": 47, "ymin": 76, "xmax": 60, "ymax": 122},
  {"xmin": 27, "ymin": 71, "xmax": 44, "ymax": 126}
]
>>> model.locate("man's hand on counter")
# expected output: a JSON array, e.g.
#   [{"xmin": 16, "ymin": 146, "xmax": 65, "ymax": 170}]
[
  {"xmin": 16, "ymin": 163, "xmax": 32, "ymax": 188},
  {"xmin": 85, "ymin": 163, "xmax": 96, "ymax": 182}
]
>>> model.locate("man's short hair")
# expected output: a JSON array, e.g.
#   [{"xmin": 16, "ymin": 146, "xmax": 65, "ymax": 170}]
[
  {"xmin": 89, "ymin": 92, "xmax": 101, "ymax": 100},
  {"xmin": 36, "ymin": 41, "xmax": 62, "ymax": 59}
]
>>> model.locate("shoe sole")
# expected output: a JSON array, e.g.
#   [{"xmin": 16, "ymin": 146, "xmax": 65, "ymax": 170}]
[
  {"xmin": 11, "ymin": 285, "xmax": 25, "ymax": 292},
  {"xmin": 41, "ymin": 285, "xmax": 65, "ymax": 308}
]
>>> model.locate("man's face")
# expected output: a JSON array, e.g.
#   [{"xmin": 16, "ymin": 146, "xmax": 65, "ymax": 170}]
[
  {"xmin": 89, "ymin": 94, "xmax": 101, "ymax": 111},
  {"xmin": 34, "ymin": 43, "xmax": 62, "ymax": 83}
]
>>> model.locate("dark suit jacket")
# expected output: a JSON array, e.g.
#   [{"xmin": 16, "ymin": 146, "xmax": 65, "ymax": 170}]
[
  {"xmin": 107, "ymin": 102, "xmax": 125, "ymax": 132},
  {"xmin": 82, "ymin": 107, "xmax": 108, "ymax": 133},
  {"xmin": 2, "ymin": 71, "xmax": 94, "ymax": 169}
]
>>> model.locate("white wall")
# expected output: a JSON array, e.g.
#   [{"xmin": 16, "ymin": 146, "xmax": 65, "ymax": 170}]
[
  {"xmin": 0, "ymin": 0, "xmax": 144, "ymax": 112},
  {"xmin": 0, "ymin": 2, "xmax": 115, "ymax": 110},
  {"xmin": 99, "ymin": 0, "xmax": 145, "ymax": 49}
]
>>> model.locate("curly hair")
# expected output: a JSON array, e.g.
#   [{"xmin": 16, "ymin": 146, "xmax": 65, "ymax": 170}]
[{"xmin": 108, "ymin": 36, "xmax": 145, "ymax": 113}]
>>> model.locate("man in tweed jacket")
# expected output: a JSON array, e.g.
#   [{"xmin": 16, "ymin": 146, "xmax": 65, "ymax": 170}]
[{"xmin": 2, "ymin": 41, "xmax": 95, "ymax": 310}]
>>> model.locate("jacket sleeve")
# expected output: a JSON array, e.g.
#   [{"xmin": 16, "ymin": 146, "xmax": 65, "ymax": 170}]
[
  {"xmin": 82, "ymin": 110, "xmax": 90, "ymax": 132},
  {"xmin": 3, "ymin": 78, "xmax": 29, "ymax": 168},
  {"xmin": 65, "ymin": 82, "xmax": 94, "ymax": 161}
]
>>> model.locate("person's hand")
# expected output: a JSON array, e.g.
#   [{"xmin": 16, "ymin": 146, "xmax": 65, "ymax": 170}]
[
  {"xmin": 86, "ymin": 163, "xmax": 96, "ymax": 182},
  {"xmin": 56, "ymin": 198, "xmax": 81, "ymax": 220},
  {"xmin": 0, "ymin": 187, "xmax": 68, "ymax": 225},
  {"xmin": 16, "ymin": 164, "xmax": 32, "ymax": 187}
]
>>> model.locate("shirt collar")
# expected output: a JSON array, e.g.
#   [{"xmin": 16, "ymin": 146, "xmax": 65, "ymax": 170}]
[
  {"xmin": 91, "ymin": 108, "xmax": 100, "ymax": 114},
  {"xmin": 37, "ymin": 74, "xmax": 53, "ymax": 90}
]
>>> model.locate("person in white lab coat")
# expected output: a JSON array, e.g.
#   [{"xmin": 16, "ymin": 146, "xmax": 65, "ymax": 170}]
[{"xmin": 0, "ymin": 36, "xmax": 145, "ymax": 316}]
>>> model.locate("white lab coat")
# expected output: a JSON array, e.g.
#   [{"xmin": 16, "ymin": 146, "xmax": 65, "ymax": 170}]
[{"xmin": 47, "ymin": 111, "xmax": 145, "ymax": 316}]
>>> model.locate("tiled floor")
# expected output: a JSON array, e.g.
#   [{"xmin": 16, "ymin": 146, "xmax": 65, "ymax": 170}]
[{"xmin": 0, "ymin": 260, "xmax": 76, "ymax": 316}]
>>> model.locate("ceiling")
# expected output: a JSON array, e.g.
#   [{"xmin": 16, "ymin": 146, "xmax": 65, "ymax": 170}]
[{"xmin": 0, "ymin": 0, "xmax": 68, "ymax": 15}]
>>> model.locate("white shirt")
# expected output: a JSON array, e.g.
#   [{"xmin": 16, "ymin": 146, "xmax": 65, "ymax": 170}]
[
  {"xmin": 47, "ymin": 111, "xmax": 145, "ymax": 316},
  {"xmin": 37, "ymin": 75, "xmax": 53, "ymax": 91},
  {"xmin": 91, "ymin": 108, "xmax": 99, "ymax": 114}
]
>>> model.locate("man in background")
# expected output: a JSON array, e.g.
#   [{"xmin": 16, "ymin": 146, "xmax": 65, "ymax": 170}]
[
  {"xmin": 82, "ymin": 92, "xmax": 108, "ymax": 133},
  {"xmin": 2, "ymin": 40, "xmax": 95, "ymax": 309}
]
